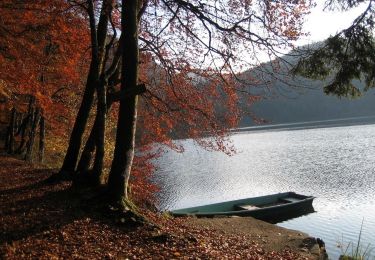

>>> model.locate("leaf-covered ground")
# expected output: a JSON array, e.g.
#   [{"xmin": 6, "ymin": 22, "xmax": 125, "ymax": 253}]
[{"xmin": 0, "ymin": 154, "xmax": 318, "ymax": 259}]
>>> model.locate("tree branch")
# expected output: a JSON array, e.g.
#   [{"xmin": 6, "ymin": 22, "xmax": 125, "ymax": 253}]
[{"xmin": 107, "ymin": 84, "xmax": 147, "ymax": 104}]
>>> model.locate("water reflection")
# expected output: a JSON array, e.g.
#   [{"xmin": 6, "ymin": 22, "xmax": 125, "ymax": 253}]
[
  {"xmin": 266, "ymin": 204, "xmax": 316, "ymax": 224},
  {"xmin": 154, "ymin": 124, "xmax": 375, "ymax": 259}
]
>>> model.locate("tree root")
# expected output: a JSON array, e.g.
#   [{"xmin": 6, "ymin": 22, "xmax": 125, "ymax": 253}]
[{"xmin": 105, "ymin": 197, "xmax": 150, "ymax": 227}]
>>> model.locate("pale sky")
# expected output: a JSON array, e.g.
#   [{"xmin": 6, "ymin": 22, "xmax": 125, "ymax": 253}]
[
  {"xmin": 297, "ymin": 0, "xmax": 369, "ymax": 46},
  {"xmin": 237, "ymin": 1, "xmax": 370, "ymax": 69}
]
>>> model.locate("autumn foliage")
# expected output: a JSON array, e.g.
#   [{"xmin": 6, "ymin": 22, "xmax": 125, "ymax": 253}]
[
  {"xmin": 1, "ymin": 0, "xmax": 313, "ymax": 206},
  {"xmin": 0, "ymin": 0, "xmax": 90, "ymax": 130}
]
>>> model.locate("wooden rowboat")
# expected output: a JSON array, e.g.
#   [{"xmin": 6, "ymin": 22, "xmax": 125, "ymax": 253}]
[{"xmin": 170, "ymin": 192, "xmax": 315, "ymax": 222}]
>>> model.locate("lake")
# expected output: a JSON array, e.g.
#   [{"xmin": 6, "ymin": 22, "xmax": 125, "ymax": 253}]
[{"xmin": 154, "ymin": 122, "xmax": 375, "ymax": 259}]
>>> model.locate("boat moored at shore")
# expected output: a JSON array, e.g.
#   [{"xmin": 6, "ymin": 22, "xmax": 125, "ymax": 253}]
[{"xmin": 170, "ymin": 192, "xmax": 315, "ymax": 222}]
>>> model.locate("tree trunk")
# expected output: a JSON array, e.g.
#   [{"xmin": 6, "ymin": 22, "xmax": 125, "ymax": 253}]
[
  {"xmin": 25, "ymin": 109, "xmax": 41, "ymax": 162},
  {"xmin": 58, "ymin": 0, "xmax": 112, "ymax": 177},
  {"xmin": 39, "ymin": 116, "xmax": 45, "ymax": 163},
  {"xmin": 15, "ymin": 112, "xmax": 22, "ymax": 133},
  {"xmin": 76, "ymin": 117, "xmax": 97, "ymax": 174},
  {"xmin": 76, "ymin": 85, "xmax": 122, "ymax": 179},
  {"xmin": 107, "ymin": 0, "xmax": 140, "ymax": 205},
  {"xmin": 7, "ymin": 108, "xmax": 16, "ymax": 154},
  {"xmin": 17, "ymin": 96, "xmax": 36, "ymax": 154},
  {"xmin": 91, "ymin": 77, "xmax": 107, "ymax": 185},
  {"xmin": 59, "ymin": 67, "xmax": 97, "ymax": 176}
]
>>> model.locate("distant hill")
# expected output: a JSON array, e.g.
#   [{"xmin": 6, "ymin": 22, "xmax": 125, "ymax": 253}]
[
  {"xmin": 237, "ymin": 45, "xmax": 375, "ymax": 127},
  {"xmin": 247, "ymin": 87, "xmax": 375, "ymax": 125}
]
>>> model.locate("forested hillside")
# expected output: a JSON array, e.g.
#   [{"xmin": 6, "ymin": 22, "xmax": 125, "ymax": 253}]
[{"xmin": 238, "ymin": 46, "xmax": 375, "ymax": 127}]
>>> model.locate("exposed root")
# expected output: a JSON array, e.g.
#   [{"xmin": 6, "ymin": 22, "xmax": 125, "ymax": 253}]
[{"xmin": 105, "ymin": 197, "xmax": 150, "ymax": 227}]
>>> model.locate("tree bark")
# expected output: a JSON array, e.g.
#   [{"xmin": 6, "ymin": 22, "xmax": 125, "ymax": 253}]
[
  {"xmin": 16, "ymin": 115, "xmax": 30, "ymax": 154},
  {"xmin": 90, "ymin": 0, "xmax": 115, "ymax": 184},
  {"xmin": 59, "ymin": 68, "xmax": 96, "ymax": 175},
  {"xmin": 91, "ymin": 77, "xmax": 107, "ymax": 185},
  {"xmin": 16, "ymin": 96, "xmax": 35, "ymax": 154},
  {"xmin": 25, "ymin": 109, "xmax": 41, "ymax": 162},
  {"xmin": 107, "ymin": 0, "xmax": 140, "ymax": 204},
  {"xmin": 76, "ymin": 83, "xmax": 146, "ymax": 179},
  {"xmin": 59, "ymin": 0, "xmax": 112, "ymax": 177},
  {"xmin": 76, "ymin": 117, "xmax": 97, "ymax": 174},
  {"xmin": 15, "ymin": 112, "xmax": 22, "ymax": 133},
  {"xmin": 7, "ymin": 108, "xmax": 16, "ymax": 154},
  {"xmin": 107, "ymin": 84, "xmax": 146, "ymax": 104},
  {"xmin": 39, "ymin": 115, "xmax": 45, "ymax": 163}
]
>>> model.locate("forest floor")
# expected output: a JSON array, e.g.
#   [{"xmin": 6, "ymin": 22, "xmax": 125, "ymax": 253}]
[{"xmin": 0, "ymin": 154, "xmax": 323, "ymax": 259}]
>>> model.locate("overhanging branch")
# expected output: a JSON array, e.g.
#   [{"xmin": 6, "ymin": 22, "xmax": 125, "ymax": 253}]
[{"xmin": 107, "ymin": 84, "xmax": 147, "ymax": 104}]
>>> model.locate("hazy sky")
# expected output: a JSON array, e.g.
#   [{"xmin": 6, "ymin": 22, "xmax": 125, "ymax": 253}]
[{"xmin": 297, "ymin": 1, "xmax": 369, "ymax": 46}]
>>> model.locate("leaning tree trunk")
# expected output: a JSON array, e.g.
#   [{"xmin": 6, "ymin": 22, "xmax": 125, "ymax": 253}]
[
  {"xmin": 59, "ymin": 67, "xmax": 97, "ymax": 176},
  {"xmin": 76, "ymin": 96, "xmax": 116, "ymax": 175},
  {"xmin": 58, "ymin": 0, "xmax": 111, "ymax": 177},
  {"xmin": 107, "ymin": 0, "xmax": 140, "ymax": 205},
  {"xmin": 76, "ymin": 116, "xmax": 98, "ymax": 174}
]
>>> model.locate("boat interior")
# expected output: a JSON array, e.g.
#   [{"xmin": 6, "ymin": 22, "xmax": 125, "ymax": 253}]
[{"xmin": 234, "ymin": 195, "xmax": 305, "ymax": 211}]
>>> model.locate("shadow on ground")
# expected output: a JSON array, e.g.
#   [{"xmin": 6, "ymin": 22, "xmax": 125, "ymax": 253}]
[{"xmin": 0, "ymin": 156, "xmax": 143, "ymax": 258}]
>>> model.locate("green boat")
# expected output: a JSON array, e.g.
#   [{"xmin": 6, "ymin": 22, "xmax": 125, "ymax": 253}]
[{"xmin": 170, "ymin": 192, "xmax": 315, "ymax": 222}]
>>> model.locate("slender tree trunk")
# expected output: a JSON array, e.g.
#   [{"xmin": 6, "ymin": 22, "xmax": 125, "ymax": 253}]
[
  {"xmin": 17, "ymin": 117, "xmax": 30, "ymax": 154},
  {"xmin": 76, "ymin": 90, "xmax": 117, "ymax": 177},
  {"xmin": 76, "ymin": 117, "xmax": 97, "ymax": 174},
  {"xmin": 15, "ymin": 112, "xmax": 22, "ymax": 133},
  {"xmin": 39, "ymin": 116, "xmax": 45, "ymax": 163},
  {"xmin": 59, "ymin": 68, "xmax": 97, "ymax": 176},
  {"xmin": 17, "ymin": 96, "xmax": 36, "ymax": 154},
  {"xmin": 59, "ymin": 0, "xmax": 112, "ymax": 177},
  {"xmin": 91, "ymin": 78, "xmax": 107, "ymax": 184},
  {"xmin": 25, "ymin": 109, "xmax": 41, "ymax": 162},
  {"xmin": 90, "ymin": 0, "xmax": 114, "ymax": 184},
  {"xmin": 107, "ymin": 0, "xmax": 140, "ymax": 204},
  {"xmin": 7, "ymin": 108, "xmax": 16, "ymax": 154}
]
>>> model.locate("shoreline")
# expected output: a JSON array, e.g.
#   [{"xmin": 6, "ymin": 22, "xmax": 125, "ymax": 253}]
[
  {"xmin": 234, "ymin": 116, "xmax": 375, "ymax": 134},
  {"xmin": 185, "ymin": 216, "xmax": 326, "ymax": 259},
  {"xmin": 0, "ymin": 154, "xmax": 327, "ymax": 259}
]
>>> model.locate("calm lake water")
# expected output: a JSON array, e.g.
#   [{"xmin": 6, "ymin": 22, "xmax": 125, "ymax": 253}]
[{"xmin": 154, "ymin": 123, "xmax": 375, "ymax": 259}]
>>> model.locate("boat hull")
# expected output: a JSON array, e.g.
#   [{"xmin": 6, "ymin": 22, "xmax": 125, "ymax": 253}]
[{"xmin": 170, "ymin": 192, "xmax": 315, "ymax": 222}]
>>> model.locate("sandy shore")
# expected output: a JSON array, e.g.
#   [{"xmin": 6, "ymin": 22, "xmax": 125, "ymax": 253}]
[{"xmin": 186, "ymin": 216, "xmax": 325, "ymax": 259}]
